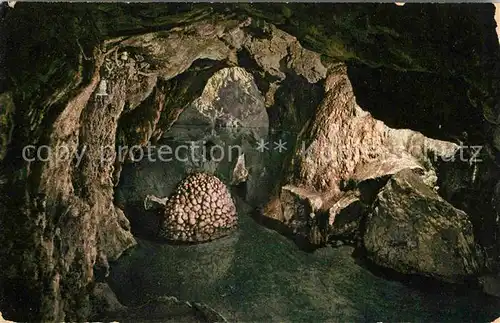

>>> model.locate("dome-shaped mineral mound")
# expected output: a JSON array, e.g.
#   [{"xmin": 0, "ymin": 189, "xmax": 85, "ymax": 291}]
[{"xmin": 158, "ymin": 172, "xmax": 238, "ymax": 242}]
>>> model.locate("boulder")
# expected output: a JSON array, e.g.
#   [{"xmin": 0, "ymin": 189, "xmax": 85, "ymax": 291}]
[
  {"xmin": 363, "ymin": 168, "xmax": 483, "ymax": 283},
  {"xmin": 263, "ymin": 63, "xmax": 459, "ymax": 247}
]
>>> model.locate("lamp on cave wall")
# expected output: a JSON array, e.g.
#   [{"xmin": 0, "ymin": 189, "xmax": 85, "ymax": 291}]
[{"xmin": 95, "ymin": 79, "xmax": 108, "ymax": 97}]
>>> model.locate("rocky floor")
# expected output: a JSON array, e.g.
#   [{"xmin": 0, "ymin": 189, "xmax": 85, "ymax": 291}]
[{"xmin": 107, "ymin": 197, "xmax": 500, "ymax": 322}]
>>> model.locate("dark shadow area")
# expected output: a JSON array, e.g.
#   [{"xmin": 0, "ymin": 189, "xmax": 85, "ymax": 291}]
[
  {"xmin": 0, "ymin": 4, "xmax": 8, "ymax": 93},
  {"xmin": 346, "ymin": 63, "xmax": 487, "ymax": 144},
  {"xmin": 236, "ymin": 48, "xmax": 325, "ymax": 133},
  {"xmin": 351, "ymin": 246, "xmax": 494, "ymax": 300},
  {"xmin": 357, "ymin": 176, "xmax": 390, "ymax": 202},
  {"xmin": 116, "ymin": 58, "xmax": 229, "ymax": 149},
  {"xmin": 249, "ymin": 207, "xmax": 319, "ymax": 253},
  {"xmin": 347, "ymin": 63, "xmax": 500, "ymax": 273},
  {"xmin": 0, "ymin": 278, "xmax": 39, "ymax": 322},
  {"xmin": 434, "ymin": 148, "xmax": 500, "ymax": 257},
  {"xmin": 116, "ymin": 202, "xmax": 161, "ymax": 241}
]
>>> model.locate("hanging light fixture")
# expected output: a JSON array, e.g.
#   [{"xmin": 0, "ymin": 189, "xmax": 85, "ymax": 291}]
[{"xmin": 95, "ymin": 79, "xmax": 108, "ymax": 97}]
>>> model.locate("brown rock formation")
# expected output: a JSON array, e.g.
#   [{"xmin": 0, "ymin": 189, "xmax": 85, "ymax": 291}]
[{"xmin": 364, "ymin": 169, "xmax": 482, "ymax": 282}]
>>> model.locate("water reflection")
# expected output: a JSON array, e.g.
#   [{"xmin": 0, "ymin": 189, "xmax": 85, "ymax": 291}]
[{"xmin": 108, "ymin": 198, "xmax": 500, "ymax": 322}]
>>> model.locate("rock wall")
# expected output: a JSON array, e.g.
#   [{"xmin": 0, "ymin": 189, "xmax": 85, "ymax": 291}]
[
  {"xmin": 364, "ymin": 169, "xmax": 482, "ymax": 282},
  {"xmin": 0, "ymin": 11, "xmax": 332, "ymax": 321}
]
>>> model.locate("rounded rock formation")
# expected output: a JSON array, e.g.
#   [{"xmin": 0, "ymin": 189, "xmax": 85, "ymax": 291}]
[{"xmin": 158, "ymin": 172, "xmax": 237, "ymax": 242}]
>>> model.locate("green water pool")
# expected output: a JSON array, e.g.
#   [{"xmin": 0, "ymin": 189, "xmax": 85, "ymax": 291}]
[{"xmin": 108, "ymin": 198, "xmax": 500, "ymax": 322}]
